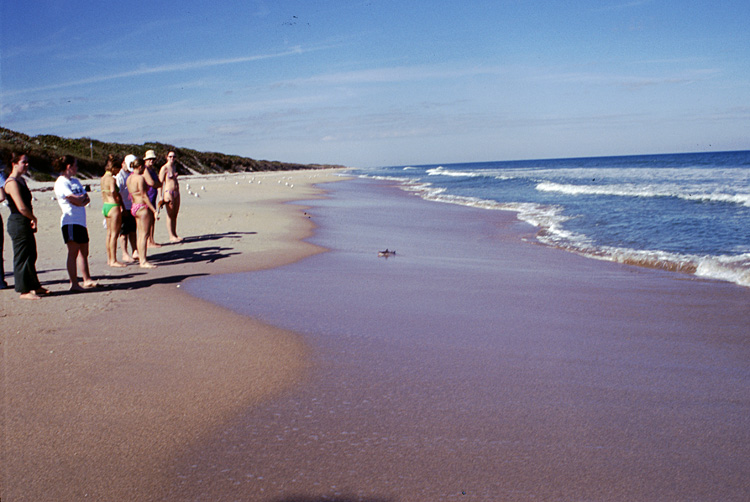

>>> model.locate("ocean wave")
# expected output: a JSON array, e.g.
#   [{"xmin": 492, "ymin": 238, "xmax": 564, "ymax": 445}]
[
  {"xmin": 537, "ymin": 181, "xmax": 750, "ymax": 207},
  {"xmin": 392, "ymin": 177, "xmax": 750, "ymax": 288},
  {"xmin": 426, "ymin": 166, "xmax": 495, "ymax": 178},
  {"xmin": 535, "ymin": 233, "xmax": 750, "ymax": 287},
  {"xmin": 358, "ymin": 173, "xmax": 414, "ymax": 183}
]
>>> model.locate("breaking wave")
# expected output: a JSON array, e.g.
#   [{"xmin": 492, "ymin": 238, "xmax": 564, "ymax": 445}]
[
  {"xmin": 537, "ymin": 181, "xmax": 750, "ymax": 207},
  {"xmin": 390, "ymin": 177, "xmax": 750, "ymax": 288}
]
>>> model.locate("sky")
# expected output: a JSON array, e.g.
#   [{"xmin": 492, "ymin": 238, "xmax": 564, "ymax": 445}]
[{"xmin": 1, "ymin": 0, "xmax": 749, "ymax": 167}]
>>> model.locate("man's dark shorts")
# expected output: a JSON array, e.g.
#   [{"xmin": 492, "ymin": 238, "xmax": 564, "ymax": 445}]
[
  {"xmin": 121, "ymin": 210, "xmax": 136, "ymax": 234},
  {"xmin": 61, "ymin": 224, "xmax": 89, "ymax": 244}
]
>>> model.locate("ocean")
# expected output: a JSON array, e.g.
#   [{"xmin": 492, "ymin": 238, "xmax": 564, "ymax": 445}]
[{"xmin": 362, "ymin": 150, "xmax": 750, "ymax": 288}]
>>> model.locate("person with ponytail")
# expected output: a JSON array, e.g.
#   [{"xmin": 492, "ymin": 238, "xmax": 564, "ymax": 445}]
[
  {"xmin": 126, "ymin": 157, "xmax": 158, "ymax": 268},
  {"xmin": 101, "ymin": 154, "xmax": 126, "ymax": 268},
  {"xmin": 54, "ymin": 155, "xmax": 97, "ymax": 291}
]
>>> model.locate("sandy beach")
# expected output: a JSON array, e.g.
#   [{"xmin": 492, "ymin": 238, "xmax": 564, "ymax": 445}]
[
  {"xmin": 0, "ymin": 169, "xmax": 345, "ymax": 500},
  {"xmin": 2, "ymin": 172, "xmax": 749, "ymax": 501}
]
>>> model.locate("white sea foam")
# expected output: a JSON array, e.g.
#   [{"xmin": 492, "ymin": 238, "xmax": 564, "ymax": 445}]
[
  {"xmin": 426, "ymin": 166, "xmax": 481, "ymax": 177},
  {"xmin": 695, "ymin": 254, "xmax": 750, "ymax": 287},
  {"xmin": 537, "ymin": 181, "xmax": 750, "ymax": 207},
  {"xmin": 392, "ymin": 176, "xmax": 750, "ymax": 288}
]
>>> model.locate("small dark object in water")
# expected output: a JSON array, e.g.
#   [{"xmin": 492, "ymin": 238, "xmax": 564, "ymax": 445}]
[{"xmin": 378, "ymin": 249, "xmax": 396, "ymax": 257}]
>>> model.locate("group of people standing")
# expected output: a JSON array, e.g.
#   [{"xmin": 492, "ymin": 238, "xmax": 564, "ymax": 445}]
[
  {"xmin": 102, "ymin": 149, "xmax": 182, "ymax": 269},
  {"xmin": 0, "ymin": 150, "xmax": 181, "ymax": 300}
]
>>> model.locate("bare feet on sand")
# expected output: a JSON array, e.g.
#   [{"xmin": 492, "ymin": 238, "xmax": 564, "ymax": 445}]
[
  {"xmin": 70, "ymin": 281, "xmax": 98, "ymax": 292},
  {"xmin": 109, "ymin": 261, "xmax": 127, "ymax": 268},
  {"xmin": 20, "ymin": 291, "xmax": 42, "ymax": 300},
  {"xmin": 140, "ymin": 262, "xmax": 157, "ymax": 269}
]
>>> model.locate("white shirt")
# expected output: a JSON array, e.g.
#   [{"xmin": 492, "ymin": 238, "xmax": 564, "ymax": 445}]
[
  {"xmin": 54, "ymin": 176, "xmax": 88, "ymax": 227},
  {"xmin": 115, "ymin": 169, "xmax": 132, "ymax": 209}
]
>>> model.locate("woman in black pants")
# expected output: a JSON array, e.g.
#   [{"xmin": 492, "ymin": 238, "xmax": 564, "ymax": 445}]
[
  {"xmin": 4, "ymin": 152, "xmax": 49, "ymax": 299},
  {"xmin": 0, "ymin": 166, "xmax": 7, "ymax": 289}
]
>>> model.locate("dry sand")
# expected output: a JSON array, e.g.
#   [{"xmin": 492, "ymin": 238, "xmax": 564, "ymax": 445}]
[{"xmin": 0, "ymin": 169, "xmax": 346, "ymax": 500}]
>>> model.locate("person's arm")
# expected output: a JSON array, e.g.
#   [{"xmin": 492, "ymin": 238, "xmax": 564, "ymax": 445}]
[
  {"xmin": 64, "ymin": 192, "xmax": 90, "ymax": 207},
  {"xmin": 56, "ymin": 178, "xmax": 90, "ymax": 207},
  {"xmin": 141, "ymin": 178, "xmax": 158, "ymax": 216}
]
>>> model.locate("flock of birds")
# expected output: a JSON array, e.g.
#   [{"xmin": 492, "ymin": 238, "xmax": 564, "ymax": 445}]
[{"xmin": 30, "ymin": 173, "xmax": 306, "ymax": 204}]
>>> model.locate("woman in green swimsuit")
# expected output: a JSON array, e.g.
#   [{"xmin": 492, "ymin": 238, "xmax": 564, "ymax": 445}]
[{"xmin": 101, "ymin": 155, "xmax": 126, "ymax": 267}]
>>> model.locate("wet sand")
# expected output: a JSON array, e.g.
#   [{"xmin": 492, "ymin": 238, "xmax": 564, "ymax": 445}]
[
  {"xmin": 0, "ymin": 169, "xmax": 344, "ymax": 500},
  {"xmin": 176, "ymin": 178, "xmax": 750, "ymax": 501}
]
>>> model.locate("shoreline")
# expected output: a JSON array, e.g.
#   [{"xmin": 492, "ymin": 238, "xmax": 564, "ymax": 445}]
[
  {"xmin": 173, "ymin": 176, "xmax": 750, "ymax": 501},
  {"xmin": 1, "ymin": 169, "xmax": 347, "ymax": 500}
]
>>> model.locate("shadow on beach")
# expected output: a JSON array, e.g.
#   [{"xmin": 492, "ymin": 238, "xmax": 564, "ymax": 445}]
[
  {"xmin": 39, "ymin": 272, "xmax": 209, "ymax": 295},
  {"xmin": 149, "ymin": 244, "xmax": 240, "ymax": 266},
  {"xmin": 179, "ymin": 231, "xmax": 257, "ymax": 244},
  {"xmin": 271, "ymin": 497, "xmax": 395, "ymax": 502},
  {"xmin": 27, "ymin": 233, "xmax": 247, "ymax": 296}
]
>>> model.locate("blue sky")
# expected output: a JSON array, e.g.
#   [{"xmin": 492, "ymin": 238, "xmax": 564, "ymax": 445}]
[{"xmin": 1, "ymin": 0, "xmax": 748, "ymax": 167}]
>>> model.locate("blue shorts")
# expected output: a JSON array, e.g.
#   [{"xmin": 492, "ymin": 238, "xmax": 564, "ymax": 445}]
[{"xmin": 62, "ymin": 224, "xmax": 89, "ymax": 244}]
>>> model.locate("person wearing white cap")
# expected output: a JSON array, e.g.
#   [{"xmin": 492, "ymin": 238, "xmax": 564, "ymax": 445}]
[{"xmin": 116, "ymin": 154, "xmax": 138, "ymax": 262}]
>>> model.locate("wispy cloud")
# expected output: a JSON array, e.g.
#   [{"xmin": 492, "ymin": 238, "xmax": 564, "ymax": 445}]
[
  {"xmin": 1, "ymin": 46, "xmax": 316, "ymax": 98},
  {"xmin": 536, "ymin": 68, "xmax": 720, "ymax": 89},
  {"xmin": 281, "ymin": 64, "xmax": 505, "ymax": 87},
  {"xmin": 593, "ymin": 0, "xmax": 653, "ymax": 12}
]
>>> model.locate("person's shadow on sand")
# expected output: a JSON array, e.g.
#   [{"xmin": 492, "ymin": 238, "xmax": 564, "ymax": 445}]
[
  {"xmin": 34, "ymin": 232, "xmax": 250, "ymax": 294},
  {"xmin": 178, "ymin": 231, "xmax": 257, "ymax": 244},
  {"xmin": 148, "ymin": 245, "xmax": 240, "ymax": 266},
  {"xmin": 272, "ymin": 497, "xmax": 395, "ymax": 502},
  {"xmin": 41, "ymin": 272, "xmax": 209, "ymax": 295}
]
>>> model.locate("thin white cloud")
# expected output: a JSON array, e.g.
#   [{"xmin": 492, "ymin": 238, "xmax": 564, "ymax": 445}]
[
  {"xmin": 593, "ymin": 0, "xmax": 653, "ymax": 12},
  {"xmin": 536, "ymin": 68, "xmax": 720, "ymax": 88},
  {"xmin": 281, "ymin": 64, "xmax": 505, "ymax": 87},
  {"xmin": 1, "ymin": 46, "xmax": 313, "ymax": 98}
]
